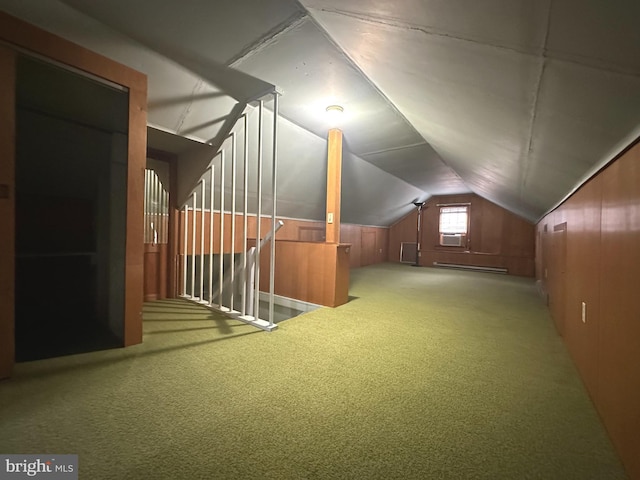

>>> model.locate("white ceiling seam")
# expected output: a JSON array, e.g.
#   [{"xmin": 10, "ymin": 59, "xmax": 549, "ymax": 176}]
[
  {"xmin": 301, "ymin": 13, "xmax": 442, "ymax": 150},
  {"xmin": 358, "ymin": 141, "xmax": 431, "ymax": 157},
  {"xmin": 519, "ymin": 0, "xmax": 553, "ymax": 195},
  {"xmin": 228, "ymin": 11, "xmax": 309, "ymax": 69},
  {"xmin": 305, "ymin": 2, "xmax": 640, "ymax": 221},
  {"xmin": 297, "ymin": 11, "xmax": 472, "ymax": 195},
  {"xmin": 231, "ymin": 13, "xmax": 465, "ymax": 197},
  {"xmin": 542, "ymin": 50, "xmax": 640, "ymax": 79},
  {"xmin": 304, "ymin": 6, "xmax": 546, "ymax": 57},
  {"xmin": 173, "ymin": 77, "xmax": 205, "ymax": 135},
  {"xmin": 179, "ymin": 111, "xmax": 234, "ymax": 139}
]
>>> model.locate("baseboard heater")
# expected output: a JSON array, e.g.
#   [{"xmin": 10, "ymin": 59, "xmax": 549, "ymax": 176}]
[{"xmin": 432, "ymin": 262, "xmax": 508, "ymax": 274}]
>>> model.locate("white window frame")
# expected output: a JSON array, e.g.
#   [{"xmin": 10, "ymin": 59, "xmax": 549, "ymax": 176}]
[{"xmin": 438, "ymin": 205, "xmax": 469, "ymax": 247}]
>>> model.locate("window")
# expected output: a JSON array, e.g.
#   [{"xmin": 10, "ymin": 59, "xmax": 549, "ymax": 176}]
[{"xmin": 439, "ymin": 206, "xmax": 468, "ymax": 246}]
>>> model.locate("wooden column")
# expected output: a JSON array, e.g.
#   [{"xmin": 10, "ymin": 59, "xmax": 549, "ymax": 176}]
[
  {"xmin": 0, "ymin": 46, "xmax": 15, "ymax": 380},
  {"xmin": 326, "ymin": 128, "xmax": 343, "ymax": 244}
]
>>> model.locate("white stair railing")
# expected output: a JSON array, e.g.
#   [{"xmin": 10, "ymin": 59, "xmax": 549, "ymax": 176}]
[
  {"xmin": 179, "ymin": 91, "xmax": 280, "ymax": 331},
  {"xmin": 242, "ymin": 220, "xmax": 284, "ymax": 318}
]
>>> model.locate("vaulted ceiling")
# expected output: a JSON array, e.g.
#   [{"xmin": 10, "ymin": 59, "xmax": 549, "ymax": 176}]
[{"xmin": 2, "ymin": 0, "xmax": 639, "ymax": 225}]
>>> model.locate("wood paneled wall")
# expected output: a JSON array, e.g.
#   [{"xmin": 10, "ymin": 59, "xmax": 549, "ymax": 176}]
[
  {"xmin": 178, "ymin": 211, "xmax": 388, "ymax": 269},
  {"xmin": 0, "ymin": 45, "xmax": 16, "ymax": 380},
  {"xmin": 178, "ymin": 213, "xmax": 321, "ymax": 254},
  {"xmin": 174, "ymin": 212, "xmax": 387, "ymax": 305},
  {"xmin": 143, "ymin": 150, "xmax": 179, "ymax": 300},
  {"xmin": 537, "ymin": 140, "xmax": 640, "ymax": 479},
  {"xmin": 143, "ymin": 244, "xmax": 169, "ymax": 301},
  {"xmin": 389, "ymin": 210, "xmax": 418, "ymax": 263},
  {"xmin": 340, "ymin": 224, "xmax": 389, "ymax": 268},
  {"xmin": 255, "ymin": 241, "xmax": 350, "ymax": 307},
  {"xmin": 0, "ymin": 13, "xmax": 147, "ymax": 378},
  {"xmin": 389, "ymin": 194, "xmax": 535, "ymax": 276}
]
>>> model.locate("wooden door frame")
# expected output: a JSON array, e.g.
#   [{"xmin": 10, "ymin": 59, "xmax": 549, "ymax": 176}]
[
  {"xmin": 0, "ymin": 45, "xmax": 16, "ymax": 380},
  {"xmin": 0, "ymin": 12, "xmax": 147, "ymax": 379},
  {"xmin": 547, "ymin": 223, "xmax": 567, "ymax": 336},
  {"xmin": 147, "ymin": 148, "xmax": 179, "ymax": 298}
]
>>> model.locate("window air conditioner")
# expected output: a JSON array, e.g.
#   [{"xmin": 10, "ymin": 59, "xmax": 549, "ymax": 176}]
[{"xmin": 440, "ymin": 234, "xmax": 463, "ymax": 247}]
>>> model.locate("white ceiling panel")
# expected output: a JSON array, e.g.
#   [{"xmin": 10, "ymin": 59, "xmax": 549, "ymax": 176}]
[
  {"xmin": 523, "ymin": 58, "xmax": 640, "ymax": 210},
  {"xmin": 233, "ymin": 17, "xmax": 426, "ymax": 154},
  {"xmin": 301, "ymin": 0, "xmax": 550, "ymax": 53},
  {"xmin": 60, "ymin": 0, "xmax": 304, "ymax": 66},
  {"xmin": 546, "ymin": 0, "xmax": 640, "ymax": 74},
  {"xmin": 341, "ymin": 151, "xmax": 426, "ymax": 226},
  {"xmin": 308, "ymin": 8, "xmax": 543, "ymax": 217},
  {"xmin": 360, "ymin": 144, "xmax": 469, "ymax": 195},
  {"xmin": 5, "ymin": 0, "xmax": 639, "ymax": 225}
]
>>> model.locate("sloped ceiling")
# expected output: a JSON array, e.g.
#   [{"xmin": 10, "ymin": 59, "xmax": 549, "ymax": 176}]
[
  {"xmin": 303, "ymin": 0, "xmax": 640, "ymax": 220},
  {"xmin": 187, "ymin": 106, "xmax": 425, "ymax": 225},
  {"xmin": 3, "ymin": 0, "xmax": 640, "ymax": 225}
]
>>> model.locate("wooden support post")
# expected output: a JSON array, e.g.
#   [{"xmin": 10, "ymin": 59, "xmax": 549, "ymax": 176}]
[{"xmin": 326, "ymin": 128, "xmax": 343, "ymax": 244}]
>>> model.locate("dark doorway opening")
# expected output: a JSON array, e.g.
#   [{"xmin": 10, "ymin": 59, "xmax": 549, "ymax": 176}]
[{"xmin": 14, "ymin": 55, "xmax": 129, "ymax": 361}]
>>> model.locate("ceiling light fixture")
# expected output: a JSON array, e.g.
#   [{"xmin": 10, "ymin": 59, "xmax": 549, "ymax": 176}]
[{"xmin": 325, "ymin": 104, "xmax": 344, "ymax": 128}]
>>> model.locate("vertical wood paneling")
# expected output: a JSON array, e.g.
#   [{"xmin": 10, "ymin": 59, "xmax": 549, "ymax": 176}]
[
  {"xmin": 338, "ymin": 224, "xmax": 389, "ymax": 268},
  {"xmin": 256, "ymin": 241, "xmax": 350, "ymax": 307},
  {"xmin": 423, "ymin": 198, "xmax": 442, "ymax": 253},
  {"xmin": 298, "ymin": 226, "xmax": 325, "ymax": 242},
  {"xmin": 547, "ymin": 226, "xmax": 566, "ymax": 336},
  {"xmin": 361, "ymin": 231, "xmax": 376, "ymax": 266},
  {"xmin": 389, "ymin": 194, "xmax": 535, "ymax": 276},
  {"xmin": 146, "ymin": 151, "xmax": 179, "ymax": 299},
  {"xmin": 504, "ymin": 211, "xmax": 536, "ymax": 257},
  {"xmin": 537, "ymin": 140, "xmax": 640, "ymax": 479},
  {"xmin": 479, "ymin": 197, "xmax": 503, "ymax": 254},
  {"xmin": 177, "ymin": 211, "xmax": 387, "ymax": 272},
  {"xmin": 334, "ymin": 244, "xmax": 351, "ymax": 306},
  {"xmin": 539, "ymin": 215, "xmax": 554, "ymax": 296},
  {"xmin": 158, "ymin": 244, "xmax": 168, "ymax": 299},
  {"xmin": 143, "ymin": 245, "xmax": 159, "ymax": 301},
  {"xmin": 376, "ymin": 227, "xmax": 389, "ymax": 264},
  {"xmin": 389, "ymin": 211, "xmax": 418, "ymax": 262},
  {"xmin": 535, "ymin": 224, "xmax": 544, "ymax": 283},
  {"xmin": 563, "ymin": 185, "xmax": 601, "ymax": 397},
  {"xmin": 598, "ymin": 144, "xmax": 640, "ymax": 479},
  {"xmin": 0, "ymin": 46, "xmax": 15, "ymax": 379},
  {"xmin": 340, "ymin": 224, "xmax": 361, "ymax": 268}
]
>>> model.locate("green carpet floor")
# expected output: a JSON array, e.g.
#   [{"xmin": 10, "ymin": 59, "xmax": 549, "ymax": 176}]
[{"xmin": 0, "ymin": 263, "xmax": 627, "ymax": 479}]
